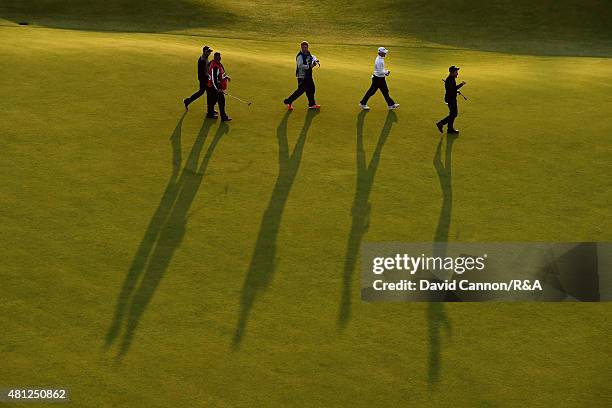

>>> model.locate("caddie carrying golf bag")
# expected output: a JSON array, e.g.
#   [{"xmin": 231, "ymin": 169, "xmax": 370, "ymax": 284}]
[{"xmin": 208, "ymin": 60, "xmax": 228, "ymax": 91}]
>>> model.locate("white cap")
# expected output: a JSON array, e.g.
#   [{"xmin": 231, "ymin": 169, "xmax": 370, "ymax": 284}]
[{"xmin": 378, "ymin": 47, "xmax": 388, "ymax": 54}]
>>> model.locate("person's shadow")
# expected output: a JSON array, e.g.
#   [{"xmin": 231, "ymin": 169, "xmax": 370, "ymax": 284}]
[
  {"xmin": 433, "ymin": 135, "xmax": 457, "ymax": 245},
  {"xmin": 338, "ymin": 110, "xmax": 397, "ymax": 328},
  {"xmin": 105, "ymin": 117, "xmax": 228, "ymax": 358},
  {"xmin": 427, "ymin": 134, "xmax": 456, "ymax": 388},
  {"xmin": 233, "ymin": 110, "xmax": 318, "ymax": 348}
]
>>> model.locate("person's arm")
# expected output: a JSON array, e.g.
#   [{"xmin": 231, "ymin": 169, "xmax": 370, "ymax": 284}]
[
  {"xmin": 446, "ymin": 77, "xmax": 459, "ymax": 93},
  {"xmin": 374, "ymin": 58, "xmax": 385, "ymax": 76},
  {"xmin": 211, "ymin": 66, "xmax": 220, "ymax": 90},
  {"xmin": 221, "ymin": 64, "xmax": 230, "ymax": 81},
  {"xmin": 445, "ymin": 77, "xmax": 453, "ymax": 96},
  {"xmin": 377, "ymin": 58, "xmax": 389, "ymax": 76},
  {"xmin": 310, "ymin": 54, "xmax": 319, "ymax": 67},
  {"xmin": 197, "ymin": 58, "xmax": 205, "ymax": 80}
]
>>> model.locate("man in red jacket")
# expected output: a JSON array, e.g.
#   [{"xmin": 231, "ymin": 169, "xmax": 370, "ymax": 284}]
[{"xmin": 208, "ymin": 52, "xmax": 232, "ymax": 122}]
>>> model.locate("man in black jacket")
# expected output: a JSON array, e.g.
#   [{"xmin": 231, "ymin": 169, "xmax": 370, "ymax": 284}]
[
  {"xmin": 436, "ymin": 66, "xmax": 466, "ymax": 134},
  {"xmin": 183, "ymin": 45, "xmax": 217, "ymax": 118}
]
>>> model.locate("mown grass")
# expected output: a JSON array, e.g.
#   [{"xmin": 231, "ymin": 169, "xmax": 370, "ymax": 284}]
[{"xmin": 1, "ymin": 2, "xmax": 611, "ymax": 406}]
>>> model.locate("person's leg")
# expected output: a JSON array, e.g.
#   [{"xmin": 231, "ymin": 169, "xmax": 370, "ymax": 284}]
[
  {"xmin": 448, "ymin": 100, "xmax": 458, "ymax": 130},
  {"xmin": 206, "ymin": 86, "xmax": 217, "ymax": 116},
  {"xmin": 218, "ymin": 92, "xmax": 228, "ymax": 119},
  {"xmin": 305, "ymin": 77, "xmax": 316, "ymax": 106},
  {"xmin": 360, "ymin": 77, "xmax": 379, "ymax": 105},
  {"xmin": 437, "ymin": 100, "xmax": 457, "ymax": 130},
  {"xmin": 285, "ymin": 78, "xmax": 306, "ymax": 104},
  {"xmin": 378, "ymin": 78, "xmax": 396, "ymax": 106},
  {"xmin": 439, "ymin": 104, "xmax": 451, "ymax": 126},
  {"xmin": 187, "ymin": 89, "xmax": 204, "ymax": 103},
  {"xmin": 184, "ymin": 82, "xmax": 205, "ymax": 108},
  {"xmin": 206, "ymin": 88, "xmax": 219, "ymax": 118}
]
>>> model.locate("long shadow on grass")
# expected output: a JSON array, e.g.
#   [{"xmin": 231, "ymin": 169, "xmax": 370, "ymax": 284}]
[
  {"xmin": 433, "ymin": 135, "xmax": 457, "ymax": 245},
  {"xmin": 338, "ymin": 110, "xmax": 397, "ymax": 328},
  {"xmin": 105, "ymin": 113, "xmax": 188, "ymax": 349},
  {"xmin": 106, "ymin": 117, "xmax": 228, "ymax": 358},
  {"xmin": 233, "ymin": 110, "xmax": 318, "ymax": 348},
  {"xmin": 427, "ymin": 135, "xmax": 456, "ymax": 389}
]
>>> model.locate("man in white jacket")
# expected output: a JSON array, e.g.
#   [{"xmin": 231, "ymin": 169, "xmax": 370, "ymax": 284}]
[{"xmin": 359, "ymin": 47, "xmax": 400, "ymax": 110}]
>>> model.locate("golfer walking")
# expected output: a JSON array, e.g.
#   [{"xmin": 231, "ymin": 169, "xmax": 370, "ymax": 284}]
[
  {"xmin": 283, "ymin": 41, "xmax": 321, "ymax": 110},
  {"xmin": 208, "ymin": 52, "xmax": 232, "ymax": 122},
  {"xmin": 183, "ymin": 46, "xmax": 217, "ymax": 118},
  {"xmin": 359, "ymin": 47, "xmax": 400, "ymax": 110},
  {"xmin": 436, "ymin": 66, "xmax": 465, "ymax": 134}
]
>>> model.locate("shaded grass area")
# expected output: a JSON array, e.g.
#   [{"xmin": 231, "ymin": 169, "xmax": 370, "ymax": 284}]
[
  {"xmin": 1, "ymin": 0, "xmax": 611, "ymax": 55},
  {"xmin": 1, "ymin": 27, "xmax": 611, "ymax": 407},
  {"xmin": 0, "ymin": 0, "xmax": 237, "ymax": 32}
]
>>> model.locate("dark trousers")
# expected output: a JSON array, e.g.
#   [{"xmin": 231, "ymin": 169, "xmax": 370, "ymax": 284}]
[
  {"xmin": 212, "ymin": 90, "xmax": 227, "ymax": 119},
  {"xmin": 285, "ymin": 77, "xmax": 316, "ymax": 106},
  {"xmin": 185, "ymin": 81, "xmax": 216, "ymax": 114},
  {"xmin": 438, "ymin": 100, "xmax": 458, "ymax": 130},
  {"xmin": 360, "ymin": 76, "xmax": 395, "ymax": 106}
]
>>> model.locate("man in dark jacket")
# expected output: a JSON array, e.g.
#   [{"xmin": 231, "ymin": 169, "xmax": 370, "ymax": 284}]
[
  {"xmin": 283, "ymin": 41, "xmax": 320, "ymax": 110},
  {"xmin": 436, "ymin": 66, "xmax": 466, "ymax": 134},
  {"xmin": 183, "ymin": 45, "xmax": 217, "ymax": 118}
]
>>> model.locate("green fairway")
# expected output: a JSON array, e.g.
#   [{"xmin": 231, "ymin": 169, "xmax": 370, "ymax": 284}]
[{"xmin": 1, "ymin": 1, "xmax": 611, "ymax": 407}]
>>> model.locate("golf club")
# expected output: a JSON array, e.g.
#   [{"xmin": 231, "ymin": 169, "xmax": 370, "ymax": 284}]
[
  {"xmin": 442, "ymin": 79, "xmax": 467, "ymax": 100},
  {"xmin": 223, "ymin": 91, "xmax": 252, "ymax": 106}
]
